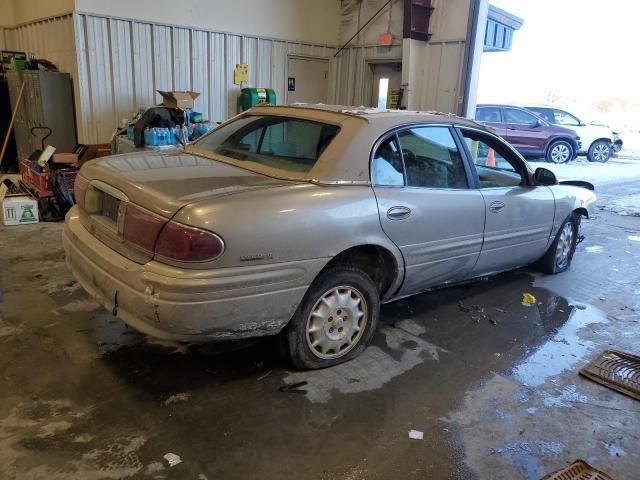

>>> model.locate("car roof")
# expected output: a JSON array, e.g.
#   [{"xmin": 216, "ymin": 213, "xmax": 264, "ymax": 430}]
[
  {"xmin": 209, "ymin": 104, "xmax": 493, "ymax": 184},
  {"xmin": 253, "ymin": 103, "xmax": 487, "ymax": 130}
]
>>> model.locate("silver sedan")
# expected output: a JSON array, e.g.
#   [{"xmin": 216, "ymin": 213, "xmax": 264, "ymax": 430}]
[{"xmin": 63, "ymin": 104, "xmax": 596, "ymax": 368}]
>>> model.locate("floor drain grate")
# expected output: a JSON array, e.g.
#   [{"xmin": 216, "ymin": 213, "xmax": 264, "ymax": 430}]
[
  {"xmin": 541, "ymin": 459, "xmax": 614, "ymax": 480},
  {"xmin": 580, "ymin": 350, "xmax": 640, "ymax": 401}
]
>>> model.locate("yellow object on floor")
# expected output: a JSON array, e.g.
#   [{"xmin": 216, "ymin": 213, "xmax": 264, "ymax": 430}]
[{"xmin": 522, "ymin": 292, "xmax": 536, "ymax": 306}]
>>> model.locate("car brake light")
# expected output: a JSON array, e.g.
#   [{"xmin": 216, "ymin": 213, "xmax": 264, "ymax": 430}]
[
  {"xmin": 122, "ymin": 205, "xmax": 166, "ymax": 252},
  {"xmin": 74, "ymin": 175, "xmax": 89, "ymax": 209},
  {"xmin": 155, "ymin": 221, "xmax": 225, "ymax": 262}
]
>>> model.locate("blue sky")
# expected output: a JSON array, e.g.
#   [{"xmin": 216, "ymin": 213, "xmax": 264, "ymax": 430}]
[{"xmin": 478, "ymin": 0, "xmax": 640, "ymax": 106}]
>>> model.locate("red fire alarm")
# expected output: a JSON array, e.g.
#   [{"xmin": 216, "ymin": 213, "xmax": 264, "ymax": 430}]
[{"xmin": 378, "ymin": 33, "xmax": 393, "ymax": 46}]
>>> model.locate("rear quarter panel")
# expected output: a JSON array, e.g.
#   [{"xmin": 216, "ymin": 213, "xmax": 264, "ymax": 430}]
[{"xmin": 172, "ymin": 183, "xmax": 404, "ymax": 275}]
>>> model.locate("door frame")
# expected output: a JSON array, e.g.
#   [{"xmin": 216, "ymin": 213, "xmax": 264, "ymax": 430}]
[
  {"xmin": 285, "ymin": 55, "xmax": 330, "ymax": 104},
  {"xmin": 366, "ymin": 58, "xmax": 402, "ymax": 108}
]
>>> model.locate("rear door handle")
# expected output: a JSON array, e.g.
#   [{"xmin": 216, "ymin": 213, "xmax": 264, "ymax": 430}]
[
  {"xmin": 489, "ymin": 201, "xmax": 505, "ymax": 213},
  {"xmin": 387, "ymin": 206, "xmax": 411, "ymax": 220}
]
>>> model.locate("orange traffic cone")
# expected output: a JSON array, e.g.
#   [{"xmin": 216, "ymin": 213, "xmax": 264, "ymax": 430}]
[{"xmin": 486, "ymin": 148, "xmax": 496, "ymax": 167}]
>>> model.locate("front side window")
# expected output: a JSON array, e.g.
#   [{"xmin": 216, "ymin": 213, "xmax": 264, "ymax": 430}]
[
  {"xmin": 461, "ymin": 129, "xmax": 526, "ymax": 189},
  {"xmin": 553, "ymin": 109, "xmax": 581, "ymax": 126},
  {"xmin": 504, "ymin": 108, "xmax": 538, "ymax": 125},
  {"xmin": 397, "ymin": 127, "xmax": 468, "ymax": 189},
  {"xmin": 192, "ymin": 116, "xmax": 339, "ymax": 173}
]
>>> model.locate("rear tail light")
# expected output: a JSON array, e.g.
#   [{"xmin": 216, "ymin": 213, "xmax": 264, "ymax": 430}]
[
  {"xmin": 155, "ymin": 221, "xmax": 225, "ymax": 262},
  {"xmin": 74, "ymin": 175, "xmax": 89, "ymax": 209},
  {"xmin": 123, "ymin": 205, "xmax": 166, "ymax": 252}
]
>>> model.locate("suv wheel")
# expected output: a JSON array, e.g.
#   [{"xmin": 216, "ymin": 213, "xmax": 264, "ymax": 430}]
[
  {"xmin": 282, "ymin": 266, "xmax": 380, "ymax": 369},
  {"xmin": 588, "ymin": 140, "xmax": 611, "ymax": 163},
  {"xmin": 545, "ymin": 140, "xmax": 574, "ymax": 164}
]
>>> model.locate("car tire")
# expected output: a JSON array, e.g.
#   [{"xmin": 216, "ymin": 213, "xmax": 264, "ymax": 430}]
[
  {"xmin": 545, "ymin": 140, "xmax": 574, "ymax": 164},
  {"xmin": 587, "ymin": 140, "xmax": 612, "ymax": 163},
  {"xmin": 282, "ymin": 265, "xmax": 380, "ymax": 369},
  {"xmin": 537, "ymin": 213, "xmax": 580, "ymax": 274}
]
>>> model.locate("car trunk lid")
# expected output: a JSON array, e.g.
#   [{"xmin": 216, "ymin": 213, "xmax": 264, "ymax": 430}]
[{"xmin": 77, "ymin": 151, "xmax": 294, "ymax": 263}]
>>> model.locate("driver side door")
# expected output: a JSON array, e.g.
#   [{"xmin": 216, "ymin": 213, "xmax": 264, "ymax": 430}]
[{"xmin": 458, "ymin": 128, "xmax": 556, "ymax": 276}]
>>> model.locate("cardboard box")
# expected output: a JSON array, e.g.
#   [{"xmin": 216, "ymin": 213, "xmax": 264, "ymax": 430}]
[
  {"xmin": 52, "ymin": 152, "xmax": 79, "ymax": 164},
  {"xmin": 1, "ymin": 178, "xmax": 39, "ymax": 226},
  {"xmin": 158, "ymin": 90, "xmax": 200, "ymax": 110},
  {"xmin": 2, "ymin": 196, "xmax": 39, "ymax": 225}
]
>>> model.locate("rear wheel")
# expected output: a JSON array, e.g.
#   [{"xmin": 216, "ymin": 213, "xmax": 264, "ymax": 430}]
[
  {"xmin": 537, "ymin": 214, "xmax": 580, "ymax": 274},
  {"xmin": 545, "ymin": 140, "xmax": 574, "ymax": 164},
  {"xmin": 282, "ymin": 266, "xmax": 380, "ymax": 369},
  {"xmin": 588, "ymin": 140, "xmax": 611, "ymax": 162}
]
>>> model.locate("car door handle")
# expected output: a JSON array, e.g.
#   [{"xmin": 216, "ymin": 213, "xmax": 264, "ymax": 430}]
[
  {"xmin": 387, "ymin": 206, "xmax": 411, "ymax": 220},
  {"xmin": 489, "ymin": 201, "xmax": 505, "ymax": 213}
]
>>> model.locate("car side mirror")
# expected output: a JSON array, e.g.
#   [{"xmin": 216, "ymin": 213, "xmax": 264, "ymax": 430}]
[
  {"xmin": 534, "ymin": 167, "xmax": 557, "ymax": 186},
  {"xmin": 533, "ymin": 120, "xmax": 544, "ymax": 128}
]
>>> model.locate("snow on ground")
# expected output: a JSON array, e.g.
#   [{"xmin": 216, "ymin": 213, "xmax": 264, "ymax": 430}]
[
  {"xmin": 599, "ymin": 193, "xmax": 640, "ymax": 217},
  {"xmin": 529, "ymin": 152, "xmax": 640, "ymax": 186}
]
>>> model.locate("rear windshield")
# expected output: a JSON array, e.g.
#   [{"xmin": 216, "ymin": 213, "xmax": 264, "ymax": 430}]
[{"xmin": 192, "ymin": 115, "xmax": 340, "ymax": 173}]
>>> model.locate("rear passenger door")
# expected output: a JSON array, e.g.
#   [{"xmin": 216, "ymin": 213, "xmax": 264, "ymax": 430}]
[{"xmin": 371, "ymin": 125, "xmax": 486, "ymax": 295}]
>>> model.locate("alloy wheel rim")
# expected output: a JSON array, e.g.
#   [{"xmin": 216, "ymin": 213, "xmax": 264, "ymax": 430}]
[
  {"xmin": 593, "ymin": 144, "xmax": 609, "ymax": 162},
  {"xmin": 306, "ymin": 286, "xmax": 368, "ymax": 360},
  {"xmin": 551, "ymin": 144, "xmax": 571, "ymax": 163},
  {"xmin": 555, "ymin": 223, "xmax": 574, "ymax": 269}
]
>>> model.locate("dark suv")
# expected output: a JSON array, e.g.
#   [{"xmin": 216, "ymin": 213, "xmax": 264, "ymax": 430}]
[{"xmin": 475, "ymin": 104, "xmax": 581, "ymax": 163}]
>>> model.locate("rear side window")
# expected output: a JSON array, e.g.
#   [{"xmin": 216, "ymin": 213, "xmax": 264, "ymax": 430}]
[
  {"xmin": 504, "ymin": 108, "xmax": 538, "ymax": 125},
  {"xmin": 193, "ymin": 116, "xmax": 339, "ymax": 173},
  {"xmin": 476, "ymin": 107, "xmax": 501, "ymax": 123},
  {"xmin": 372, "ymin": 126, "xmax": 469, "ymax": 189},
  {"xmin": 528, "ymin": 108, "xmax": 554, "ymax": 124}
]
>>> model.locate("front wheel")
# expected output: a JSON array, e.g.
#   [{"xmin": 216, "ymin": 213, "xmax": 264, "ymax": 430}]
[
  {"xmin": 545, "ymin": 140, "xmax": 574, "ymax": 164},
  {"xmin": 282, "ymin": 266, "xmax": 380, "ymax": 369},
  {"xmin": 537, "ymin": 214, "xmax": 580, "ymax": 274},
  {"xmin": 588, "ymin": 140, "xmax": 612, "ymax": 162}
]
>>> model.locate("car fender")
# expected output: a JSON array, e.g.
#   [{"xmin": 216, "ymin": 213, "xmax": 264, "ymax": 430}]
[{"xmin": 547, "ymin": 184, "xmax": 597, "ymax": 237}]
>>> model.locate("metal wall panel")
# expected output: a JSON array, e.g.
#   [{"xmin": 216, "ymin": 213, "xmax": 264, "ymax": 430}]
[
  {"xmin": 209, "ymin": 32, "xmax": 226, "ymax": 124},
  {"xmin": 225, "ymin": 34, "xmax": 242, "ymax": 118},
  {"xmin": 110, "ymin": 19, "xmax": 134, "ymax": 126},
  {"xmin": 172, "ymin": 27, "xmax": 191, "ymax": 91},
  {"xmin": 132, "ymin": 22, "xmax": 154, "ymax": 109},
  {"xmin": 153, "ymin": 24, "xmax": 173, "ymax": 102},
  {"xmin": 191, "ymin": 30, "xmax": 209, "ymax": 118},
  {"xmin": 4, "ymin": 13, "xmax": 343, "ymax": 144}
]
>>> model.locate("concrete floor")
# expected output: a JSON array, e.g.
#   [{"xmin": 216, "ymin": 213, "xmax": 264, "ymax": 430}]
[{"xmin": 1, "ymin": 189, "xmax": 639, "ymax": 479}]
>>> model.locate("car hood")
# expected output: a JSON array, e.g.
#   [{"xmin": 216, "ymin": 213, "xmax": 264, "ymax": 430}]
[{"xmin": 80, "ymin": 150, "xmax": 296, "ymax": 217}]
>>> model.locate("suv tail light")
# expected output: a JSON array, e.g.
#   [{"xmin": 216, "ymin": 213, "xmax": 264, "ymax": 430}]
[
  {"xmin": 123, "ymin": 205, "xmax": 166, "ymax": 252},
  {"xmin": 74, "ymin": 175, "xmax": 89, "ymax": 209},
  {"xmin": 155, "ymin": 221, "xmax": 225, "ymax": 262}
]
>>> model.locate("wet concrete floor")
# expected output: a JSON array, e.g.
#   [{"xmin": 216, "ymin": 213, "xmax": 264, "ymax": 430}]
[{"xmin": 1, "ymin": 208, "xmax": 639, "ymax": 479}]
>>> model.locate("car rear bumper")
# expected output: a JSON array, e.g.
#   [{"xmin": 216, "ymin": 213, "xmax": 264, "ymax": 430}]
[{"xmin": 62, "ymin": 207, "xmax": 328, "ymax": 341}]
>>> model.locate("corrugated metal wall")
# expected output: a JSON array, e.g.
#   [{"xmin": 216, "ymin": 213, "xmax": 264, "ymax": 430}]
[
  {"xmin": 331, "ymin": 45, "xmax": 402, "ymax": 106},
  {"xmin": 1, "ymin": 15, "xmax": 76, "ymax": 78},
  {"xmin": 411, "ymin": 40, "xmax": 467, "ymax": 114},
  {"xmin": 73, "ymin": 13, "xmax": 334, "ymax": 143}
]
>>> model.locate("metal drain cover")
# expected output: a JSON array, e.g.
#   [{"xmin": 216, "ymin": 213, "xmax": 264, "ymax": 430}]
[
  {"xmin": 541, "ymin": 459, "xmax": 614, "ymax": 480},
  {"xmin": 580, "ymin": 350, "xmax": 640, "ymax": 401}
]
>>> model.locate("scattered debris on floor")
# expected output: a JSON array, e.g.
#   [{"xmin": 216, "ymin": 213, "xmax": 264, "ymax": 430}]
[
  {"xmin": 408, "ymin": 430, "xmax": 424, "ymax": 440},
  {"xmin": 580, "ymin": 350, "xmax": 640, "ymax": 400},
  {"xmin": 257, "ymin": 370, "xmax": 273, "ymax": 381},
  {"xmin": 163, "ymin": 452, "xmax": 182, "ymax": 467},
  {"xmin": 164, "ymin": 393, "xmax": 191, "ymax": 405},
  {"xmin": 279, "ymin": 381, "xmax": 308, "ymax": 394},
  {"xmin": 540, "ymin": 459, "xmax": 613, "ymax": 480},
  {"xmin": 522, "ymin": 292, "xmax": 537, "ymax": 306}
]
